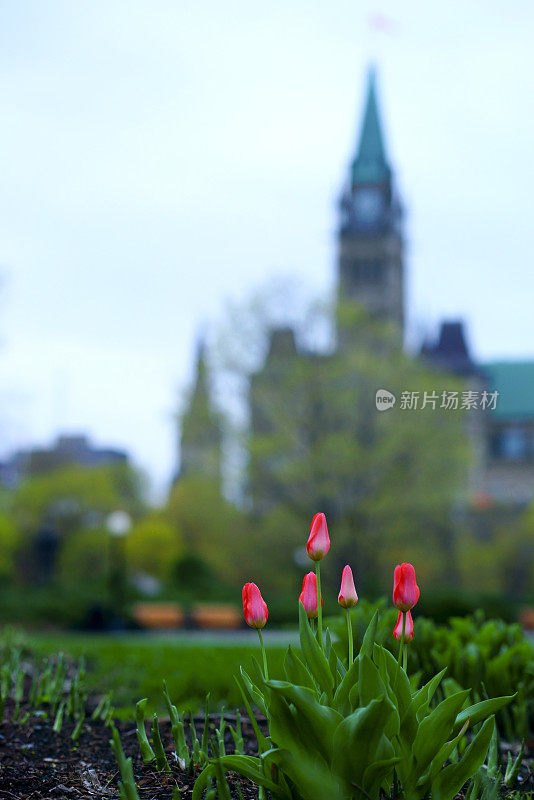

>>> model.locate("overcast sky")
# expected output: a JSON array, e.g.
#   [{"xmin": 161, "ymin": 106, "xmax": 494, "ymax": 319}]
[{"xmin": 1, "ymin": 0, "xmax": 533, "ymax": 498}]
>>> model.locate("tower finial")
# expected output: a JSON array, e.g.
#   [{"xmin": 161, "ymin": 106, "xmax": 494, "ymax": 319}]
[{"xmin": 351, "ymin": 66, "xmax": 390, "ymax": 186}]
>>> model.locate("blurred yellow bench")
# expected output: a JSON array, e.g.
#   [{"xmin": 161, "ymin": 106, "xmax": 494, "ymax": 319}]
[
  {"xmin": 191, "ymin": 604, "xmax": 241, "ymax": 629},
  {"xmin": 132, "ymin": 602, "xmax": 185, "ymax": 630}
]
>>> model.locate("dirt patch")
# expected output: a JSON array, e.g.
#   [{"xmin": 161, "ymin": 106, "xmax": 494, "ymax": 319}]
[
  {"xmin": 0, "ymin": 699, "xmax": 263, "ymax": 799},
  {"xmin": 1, "ymin": 698, "xmax": 533, "ymax": 799}
]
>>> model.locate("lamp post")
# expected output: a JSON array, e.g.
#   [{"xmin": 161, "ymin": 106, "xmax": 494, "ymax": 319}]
[{"xmin": 107, "ymin": 510, "xmax": 131, "ymax": 627}]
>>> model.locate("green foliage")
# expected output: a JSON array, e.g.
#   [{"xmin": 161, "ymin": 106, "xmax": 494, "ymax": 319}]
[
  {"xmin": 135, "ymin": 698, "xmax": 156, "ymax": 764},
  {"xmin": 330, "ymin": 602, "xmax": 534, "ymax": 739},
  {"xmin": 151, "ymin": 712, "xmax": 172, "ymax": 772},
  {"xmin": 0, "ymin": 513, "xmax": 19, "ymax": 579},
  {"xmin": 0, "ymin": 583, "xmax": 113, "ymax": 627},
  {"xmin": 57, "ymin": 527, "xmax": 109, "ymax": 585},
  {"xmin": 110, "ymin": 724, "xmax": 141, "ymax": 800},
  {"xmin": 170, "ymin": 553, "xmax": 216, "ymax": 595},
  {"xmin": 125, "ymin": 516, "xmax": 182, "ymax": 580},
  {"xmin": 504, "ymin": 739, "xmax": 526, "ymax": 788},
  {"xmin": 457, "ymin": 516, "xmax": 534, "ymax": 600},
  {"xmin": 12, "ymin": 462, "xmax": 145, "ymax": 536},
  {"xmin": 165, "ymin": 475, "xmax": 247, "ymax": 585},
  {"xmin": 3, "ymin": 462, "xmax": 146, "ymax": 587},
  {"xmin": 29, "ymin": 631, "xmax": 288, "ymax": 713},
  {"xmin": 192, "ymin": 609, "xmax": 510, "ymax": 800},
  {"xmin": 0, "ymin": 632, "xmax": 111, "ymax": 736},
  {"xmin": 224, "ymin": 294, "xmax": 471, "ymax": 595}
]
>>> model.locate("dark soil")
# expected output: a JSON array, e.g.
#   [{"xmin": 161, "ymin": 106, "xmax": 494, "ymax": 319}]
[
  {"xmin": 1, "ymin": 698, "xmax": 533, "ymax": 799},
  {"xmin": 0, "ymin": 697, "xmax": 264, "ymax": 799}
]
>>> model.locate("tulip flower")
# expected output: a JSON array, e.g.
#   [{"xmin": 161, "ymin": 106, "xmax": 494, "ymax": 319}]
[
  {"xmin": 338, "ymin": 565, "xmax": 358, "ymax": 665},
  {"xmin": 306, "ymin": 513, "xmax": 330, "ymax": 561},
  {"xmin": 393, "ymin": 609, "xmax": 414, "ymax": 643},
  {"xmin": 242, "ymin": 582, "xmax": 269, "ymax": 677},
  {"xmin": 338, "ymin": 565, "xmax": 358, "ymax": 608},
  {"xmin": 306, "ymin": 513, "xmax": 330, "ymax": 648},
  {"xmin": 393, "ymin": 562, "xmax": 420, "ymax": 612},
  {"xmin": 242, "ymin": 582, "xmax": 268, "ymax": 629},
  {"xmin": 299, "ymin": 572, "xmax": 322, "ymax": 619}
]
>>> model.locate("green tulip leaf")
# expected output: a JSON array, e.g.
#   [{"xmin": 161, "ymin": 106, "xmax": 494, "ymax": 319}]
[
  {"xmin": 453, "ymin": 694, "xmax": 516, "ymax": 734},
  {"xmin": 233, "ymin": 675, "xmax": 270, "ymax": 754},
  {"xmin": 264, "ymin": 747, "xmax": 342, "ymax": 800},
  {"xmin": 265, "ymin": 680, "xmax": 342, "ymax": 763},
  {"xmin": 432, "ymin": 716, "xmax": 495, "ymax": 800},
  {"xmin": 239, "ymin": 667, "xmax": 267, "ymax": 716},
  {"xmin": 332, "ymin": 695, "xmax": 394, "ymax": 789},
  {"xmin": 373, "ymin": 644, "xmax": 411, "ymax": 718},
  {"xmin": 194, "ymin": 755, "xmax": 283, "ymax": 798},
  {"xmin": 359, "ymin": 654, "xmax": 399, "ymax": 737},
  {"xmin": 418, "ymin": 719, "xmax": 470, "ymax": 788},
  {"xmin": 401, "ymin": 667, "xmax": 448, "ymax": 742},
  {"xmin": 413, "ymin": 689, "xmax": 471, "ymax": 771},
  {"xmin": 299, "ymin": 602, "xmax": 334, "ymax": 700},
  {"xmin": 362, "ymin": 756, "xmax": 401, "ymax": 798},
  {"xmin": 360, "ymin": 610, "xmax": 379, "ymax": 659},
  {"xmin": 348, "ymin": 681, "xmax": 360, "ymax": 711},
  {"xmin": 333, "ymin": 655, "xmax": 360, "ymax": 715},
  {"xmin": 284, "ymin": 645, "xmax": 317, "ymax": 693}
]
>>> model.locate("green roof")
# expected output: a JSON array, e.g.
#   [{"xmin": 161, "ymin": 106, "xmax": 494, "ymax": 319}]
[
  {"xmin": 482, "ymin": 361, "xmax": 534, "ymax": 420},
  {"xmin": 351, "ymin": 67, "xmax": 390, "ymax": 185}
]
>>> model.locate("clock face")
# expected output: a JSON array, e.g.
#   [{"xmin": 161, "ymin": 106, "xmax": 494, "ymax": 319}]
[{"xmin": 353, "ymin": 188, "xmax": 382, "ymax": 222}]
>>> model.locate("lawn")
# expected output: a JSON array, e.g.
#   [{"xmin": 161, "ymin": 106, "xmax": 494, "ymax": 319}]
[{"xmin": 27, "ymin": 631, "xmax": 290, "ymax": 715}]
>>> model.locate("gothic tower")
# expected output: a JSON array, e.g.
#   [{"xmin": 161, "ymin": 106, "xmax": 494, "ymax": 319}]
[
  {"xmin": 177, "ymin": 340, "xmax": 222, "ymax": 488},
  {"xmin": 337, "ymin": 68, "xmax": 404, "ymax": 345}
]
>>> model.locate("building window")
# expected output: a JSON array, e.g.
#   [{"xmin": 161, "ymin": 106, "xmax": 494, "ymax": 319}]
[
  {"xmin": 492, "ymin": 426, "xmax": 532, "ymax": 461},
  {"xmin": 343, "ymin": 259, "xmax": 383, "ymax": 285}
]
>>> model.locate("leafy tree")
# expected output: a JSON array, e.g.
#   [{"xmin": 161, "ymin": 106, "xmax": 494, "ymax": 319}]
[
  {"xmin": 213, "ymin": 285, "xmax": 470, "ymax": 595},
  {"xmin": 165, "ymin": 475, "xmax": 247, "ymax": 585},
  {"xmin": 0, "ymin": 513, "xmax": 19, "ymax": 580},
  {"xmin": 8, "ymin": 463, "xmax": 147, "ymax": 583},
  {"xmin": 57, "ymin": 527, "xmax": 109, "ymax": 586},
  {"xmin": 11, "ymin": 462, "xmax": 146, "ymax": 538},
  {"xmin": 125, "ymin": 516, "xmax": 182, "ymax": 580}
]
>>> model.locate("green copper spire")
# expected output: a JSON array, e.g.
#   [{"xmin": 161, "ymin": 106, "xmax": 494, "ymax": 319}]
[
  {"xmin": 178, "ymin": 338, "xmax": 222, "ymax": 486},
  {"xmin": 351, "ymin": 67, "xmax": 390, "ymax": 186}
]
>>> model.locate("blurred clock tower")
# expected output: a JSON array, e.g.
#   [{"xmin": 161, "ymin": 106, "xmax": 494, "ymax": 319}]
[{"xmin": 337, "ymin": 67, "xmax": 404, "ymax": 346}]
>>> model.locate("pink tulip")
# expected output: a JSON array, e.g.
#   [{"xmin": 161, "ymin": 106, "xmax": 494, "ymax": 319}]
[
  {"xmin": 299, "ymin": 572, "xmax": 323, "ymax": 619},
  {"xmin": 338, "ymin": 565, "xmax": 358, "ymax": 608},
  {"xmin": 242, "ymin": 582, "xmax": 268, "ymax": 629},
  {"xmin": 306, "ymin": 512, "xmax": 330, "ymax": 561},
  {"xmin": 393, "ymin": 563, "xmax": 420, "ymax": 612},
  {"xmin": 393, "ymin": 609, "xmax": 414, "ymax": 642}
]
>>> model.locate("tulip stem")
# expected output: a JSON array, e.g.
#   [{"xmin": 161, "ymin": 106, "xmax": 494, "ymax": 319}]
[
  {"xmin": 396, "ymin": 612, "xmax": 406, "ymax": 666},
  {"xmin": 257, "ymin": 629, "xmax": 268, "ymax": 680},
  {"xmin": 346, "ymin": 607, "xmax": 353, "ymax": 666},
  {"xmin": 394, "ymin": 612, "xmax": 406, "ymax": 689},
  {"xmin": 315, "ymin": 561, "xmax": 323, "ymax": 648},
  {"xmin": 402, "ymin": 643, "xmax": 407, "ymax": 673}
]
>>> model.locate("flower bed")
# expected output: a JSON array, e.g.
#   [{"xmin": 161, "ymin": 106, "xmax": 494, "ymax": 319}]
[
  {"xmin": 1, "ymin": 512, "xmax": 533, "ymax": 798},
  {"xmin": 108, "ymin": 512, "xmax": 532, "ymax": 799}
]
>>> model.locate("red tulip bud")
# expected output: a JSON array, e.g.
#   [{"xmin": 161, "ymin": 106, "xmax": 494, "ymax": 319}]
[
  {"xmin": 338, "ymin": 565, "xmax": 358, "ymax": 608},
  {"xmin": 393, "ymin": 562, "xmax": 420, "ymax": 612},
  {"xmin": 393, "ymin": 610, "xmax": 414, "ymax": 642},
  {"xmin": 242, "ymin": 582, "xmax": 268, "ymax": 629},
  {"xmin": 306, "ymin": 512, "xmax": 330, "ymax": 561},
  {"xmin": 299, "ymin": 571, "xmax": 323, "ymax": 619}
]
